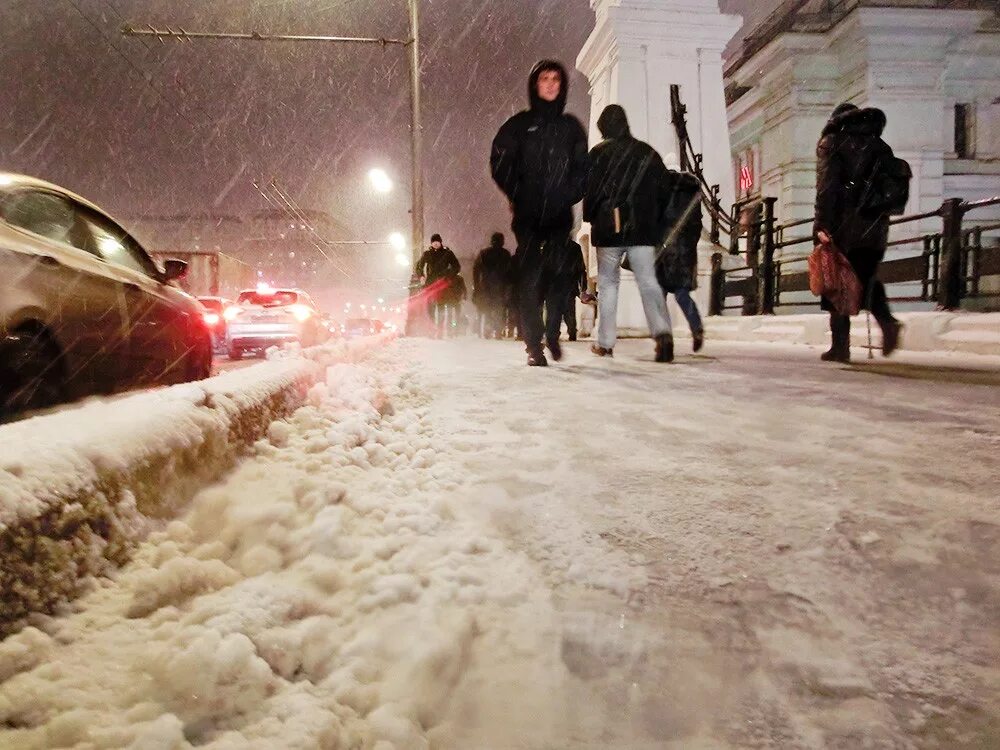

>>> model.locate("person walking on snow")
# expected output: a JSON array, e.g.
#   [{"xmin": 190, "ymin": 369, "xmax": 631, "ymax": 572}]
[
  {"xmin": 549, "ymin": 240, "xmax": 587, "ymax": 342},
  {"xmin": 490, "ymin": 59, "xmax": 589, "ymax": 366},
  {"xmin": 583, "ymin": 104, "xmax": 674, "ymax": 362},
  {"xmin": 814, "ymin": 102, "xmax": 904, "ymax": 362},
  {"xmin": 656, "ymin": 169, "xmax": 705, "ymax": 353},
  {"xmin": 414, "ymin": 233, "xmax": 461, "ymax": 338},
  {"xmin": 472, "ymin": 232, "xmax": 514, "ymax": 339}
]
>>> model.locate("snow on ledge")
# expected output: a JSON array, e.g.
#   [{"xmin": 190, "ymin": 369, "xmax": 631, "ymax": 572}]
[{"xmin": 0, "ymin": 336, "xmax": 389, "ymax": 632}]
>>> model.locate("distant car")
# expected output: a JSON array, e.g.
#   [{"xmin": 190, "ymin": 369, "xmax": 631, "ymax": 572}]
[
  {"xmin": 0, "ymin": 172, "xmax": 213, "ymax": 417},
  {"xmin": 318, "ymin": 312, "xmax": 341, "ymax": 340},
  {"xmin": 225, "ymin": 287, "xmax": 323, "ymax": 359},
  {"xmin": 196, "ymin": 296, "xmax": 233, "ymax": 354},
  {"xmin": 344, "ymin": 317, "xmax": 379, "ymax": 338}
]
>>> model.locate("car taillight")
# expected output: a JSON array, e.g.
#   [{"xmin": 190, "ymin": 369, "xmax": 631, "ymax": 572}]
[
  {"xmin": 289, "ymin": 304, "xmax": 312, "ymax": 322},
  {"xmin": 203, "ymin": 312, "xmax": 221, "ymax": 326},
  {"xmin": 223, "ymin": 306, "xmax": 242, "ymax": 321}
]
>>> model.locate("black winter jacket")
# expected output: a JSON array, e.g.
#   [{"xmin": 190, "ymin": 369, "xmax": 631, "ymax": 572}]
[
  {"xmin": 473, "ymin": 241, "xmax": 514, "ymax": 305},
  {"xmin": 814, "ymin": 106, "xmax": 892, "ymax": 285},
  {"xmin": 656, "ymin": 170, "xmax": 703, "ymax": 292},
  {"xmin": 583, "ymin": 105, "xmax": 674, "ymax": 248},
  {"xmin": 490, "ymin": 61, "xmax": 589, "ymax": 235},
  {"xmin": 415, "ymin": 246, "xmax": 461, "ymax": 286}
]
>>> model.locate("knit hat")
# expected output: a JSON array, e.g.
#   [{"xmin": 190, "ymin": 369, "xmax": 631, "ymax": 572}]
[{"xmin": 430, "ymin": 233, "xmax": 442, "ymax": 244}]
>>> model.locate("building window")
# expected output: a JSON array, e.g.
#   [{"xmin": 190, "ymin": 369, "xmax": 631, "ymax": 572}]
[{"xmin": 954, "ymin": 103, "xmax": 974, "ymax": 158}]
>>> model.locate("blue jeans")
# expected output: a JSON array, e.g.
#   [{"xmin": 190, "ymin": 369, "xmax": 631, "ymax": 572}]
[
  {"xmin": 597, "ymin": 246, "xmax": 671, "ymax": 350},
  {"xmin": 672, "ymin": 288, "xmax": 703, "ymax": 334}
]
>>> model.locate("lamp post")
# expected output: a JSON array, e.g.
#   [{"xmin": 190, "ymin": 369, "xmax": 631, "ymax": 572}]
[{"xmin": 121, "ymin": 0, "xmax": 426, "ymax": 310}]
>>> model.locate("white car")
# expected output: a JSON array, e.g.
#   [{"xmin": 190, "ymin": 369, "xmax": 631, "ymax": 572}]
[{"xmin": 225, "ymin": 288, "xmax": 324, "ymax": 359}]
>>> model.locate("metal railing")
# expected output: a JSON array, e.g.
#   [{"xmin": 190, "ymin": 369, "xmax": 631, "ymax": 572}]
[
  {"xmin": 708, "ymin": 196, "xmax": 1000, "ymax": 316},
  {"xmin": 666, "ymin": 81, "xmax": 1000, "ymax": 317}
]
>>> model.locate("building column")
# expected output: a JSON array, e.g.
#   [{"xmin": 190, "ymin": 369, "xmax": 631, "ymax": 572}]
[{"xmin": 578, "ymin": 0, "xmax": 742, "ymax": 336}]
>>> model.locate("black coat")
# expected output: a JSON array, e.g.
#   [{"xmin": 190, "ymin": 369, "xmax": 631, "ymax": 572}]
[
  {"xmin": 491, "ymin": 61, "xmax": 589, "ymax": 236},
  {"xmin": 583, "ymin": 106, "xmax": 674, "ymax": 248},
  {"xmin": 656, "ymin": 170, "xmax": 703, "ymax": 292},
  {"xmin": 814, "ymin": 106, "xmax": 892, "ymax": 291},
  {"xmin": 415, "ymin": 246, "xmax": 461, "ymax": 286},
  {"xmin": 472, "ymin": 243, "xmax": 513, "ymax": 306},
  {"xmin": 553, "ymin": 240, "xmax": 587, "ymax": 295}
]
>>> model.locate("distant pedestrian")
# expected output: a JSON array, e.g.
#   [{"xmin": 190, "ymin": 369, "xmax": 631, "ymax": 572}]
[
  {"xmin": 473, "ymin": 232, "xmax": 514, "ymax": 339},
  {"xmin": 414, "ymin": 233, "xmax": 461, "ymax": 338},
  {"xmin": 548, "ymin": 240, "xmax": 587, "ymax": 341},
  {"xmin": 491, "ymin": 59, "xmax": 589, "ymax": 366},
  {"xmin": 583, "ymin": 104, "xmax": 674, "ymax": 362},
  {"xmin": 656, "ymin": 170, "xmax": 705, "ymax": 352},
  {"xmin": 814, "ymin": 103, "xmax": 907, "ymax": 362}
]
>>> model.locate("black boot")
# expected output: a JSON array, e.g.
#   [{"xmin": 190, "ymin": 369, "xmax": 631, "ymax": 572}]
[
  {"xmin": 822, "ymin": 315, "xmax": 851, "ymax": 362},
  {"xmin": 655, "ymin": 333, "xmax": 674, "ymax": 363},
  {"xmin": 527, "ymin": 349, "xmax": 548, "ymax": 367},
  {"xmin": 546, "ymin": 337, "xmax": 563, "ymax": 362},
  {"xmin": 880, "ymin": 319, "xmax": 902, "ymax": 357}
]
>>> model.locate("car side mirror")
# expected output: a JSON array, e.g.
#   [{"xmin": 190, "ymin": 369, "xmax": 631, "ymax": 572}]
[{"xmin": 162, "ymin": 259, "xmax": 188, "ymax": 282}]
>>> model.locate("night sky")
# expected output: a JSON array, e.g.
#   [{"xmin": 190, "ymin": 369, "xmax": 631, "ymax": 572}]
[{"xmin": 1, "ymin": 0, "xmax": 774, "ymax": 294}]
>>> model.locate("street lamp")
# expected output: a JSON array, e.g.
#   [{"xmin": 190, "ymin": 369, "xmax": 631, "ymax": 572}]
[{"xmin": 369, "ymin": 168, "xmax": 394, "ymax": 194}]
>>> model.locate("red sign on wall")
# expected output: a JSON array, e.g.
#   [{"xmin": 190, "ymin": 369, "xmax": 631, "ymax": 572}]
[{"xmin": 739, "ymin": 164, "xmax": 754, "ymax": 192}]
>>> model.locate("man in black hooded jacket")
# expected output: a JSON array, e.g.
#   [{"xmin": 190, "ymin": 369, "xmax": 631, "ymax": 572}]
[{"xmin": 491, "ymin": 60, "xmax": 589, "ymax": 366}]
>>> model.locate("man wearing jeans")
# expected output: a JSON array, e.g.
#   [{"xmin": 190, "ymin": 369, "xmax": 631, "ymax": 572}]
[{"xmin": 584, "ymin": 105, "xmax": 674, "ymax": 362}]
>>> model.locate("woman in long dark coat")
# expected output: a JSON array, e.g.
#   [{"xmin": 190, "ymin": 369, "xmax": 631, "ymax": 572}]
[{"xmin": 814, "ymin": 102, "xmax": 902, "ymax": 362}]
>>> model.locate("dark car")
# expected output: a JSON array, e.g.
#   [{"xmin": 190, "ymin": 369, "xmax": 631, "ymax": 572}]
[{"xmin": 0, "ymin": 173, "xmax": 213, "ymax": 417}]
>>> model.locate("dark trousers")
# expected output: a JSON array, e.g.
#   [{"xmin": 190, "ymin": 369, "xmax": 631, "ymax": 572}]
[
  {"xmin": 828, "ymin": 278, "xmax": 895, "ymax": 347},
  {"xmin": 672, "ymin": 288, "xmax": 703, "ymax": 334},
  {"xmin": 514, "ymin": 228, "xmax": 570, "ymax": 354},
  {"xmin": 561, "ymin": 289, "xmax": 577, "ymax": 339}
]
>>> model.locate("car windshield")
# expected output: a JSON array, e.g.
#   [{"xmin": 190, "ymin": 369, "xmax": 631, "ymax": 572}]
[
  {"xmin": 198, "ymin": 299, "xmax": 223, "ymax": 312},
  {"xmin": 238, "ymin": 291, "xmax": 298, "ymax": 307}
]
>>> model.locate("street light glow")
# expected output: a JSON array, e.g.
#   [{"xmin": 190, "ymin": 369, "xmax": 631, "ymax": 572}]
[
  {"xmin": 388, "ymin": 232, "xmax": 407, "ymax": 251},
  {"xmin": 396, "ymin": 253, "xmax": 410, "ymax": 267},
  {"xmin": 369, "ymin": 168, "xmax": 393, "ymax": 193}
]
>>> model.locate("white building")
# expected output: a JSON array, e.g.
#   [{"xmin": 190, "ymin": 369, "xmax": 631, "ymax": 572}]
[
  {"xmin": 577, "ymin": 0, "xmax": 742, "ymax": 333},
  {"xmin": 725, "ymin": 0, "xmax": 1000, "ymax": 239}
]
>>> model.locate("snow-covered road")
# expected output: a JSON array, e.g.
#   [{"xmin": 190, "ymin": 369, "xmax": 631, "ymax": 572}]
[{"xmin": 1, "ymin": 339, "xmax": 998, "ymax": 749}]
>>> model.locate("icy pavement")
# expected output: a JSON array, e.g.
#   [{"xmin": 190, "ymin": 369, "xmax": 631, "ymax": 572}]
[{"xmin": 1, "ymin": 339, "xmax": 998, "ymax": 749}]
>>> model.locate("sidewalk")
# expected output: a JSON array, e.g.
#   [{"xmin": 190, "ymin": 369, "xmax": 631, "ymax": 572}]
[{"xmin": 697, "ymin": 310, "xmax": 1000, "ymax": 358}]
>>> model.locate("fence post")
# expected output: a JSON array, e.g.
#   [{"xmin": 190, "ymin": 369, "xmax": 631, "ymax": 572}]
[
  {"xmin": 969, "ymin": 226, "xmax": 982, "ymax": 298},
  {"xmin": 710, "ymin": 252, "xmax": 724, "ymax": 316},
  {"xmin": 710, "ymin": 184, "xmax": 721, "ymax": 245},
  {"xmin": 938, "ymin": 197, "xmax": 964, "ymax": 310},
  {"xmin": 760, "ymin": 197, "xmax": 778, "ymax": 314},
  {"xmin": 743, "ymin": 204, "xmax": 761, "ymax": 316}
]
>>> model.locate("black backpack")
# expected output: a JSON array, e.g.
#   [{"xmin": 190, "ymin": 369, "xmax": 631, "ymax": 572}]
[{"xmin": 859, "ymin": 146, "xmax": 911, "ymax": 217}]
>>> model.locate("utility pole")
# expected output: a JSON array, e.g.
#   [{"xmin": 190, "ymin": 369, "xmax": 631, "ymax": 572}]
[
  {"xmin": 407, "ymin": 0, "xmax": 424, "ymax": 270},
  {"xmin": 122, "ymin": 2, "xmax": 426, "ymax": 311}
]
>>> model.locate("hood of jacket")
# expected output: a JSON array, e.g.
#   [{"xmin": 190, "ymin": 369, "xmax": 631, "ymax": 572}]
[
  {"xmin": 597, "ymin": 104, "xmax": 631, "ymax": 140},
  {"xmin": 528, "ymin": 59, "xmax": 569, "ymax": 118},
  {"xmin": 821, "ymin": 105, "xmax": 886, "ymax": 138}
]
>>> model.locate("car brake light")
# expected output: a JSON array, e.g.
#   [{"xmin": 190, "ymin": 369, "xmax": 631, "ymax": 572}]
[
  {"xmin": 223, "ymin": 306, "xmax": 242, "ymax": 321},
  {"xmin": 203, "ymin": 312, "xmax": 221, "ymax": 326},
  {"xmin": 289, "ymin": 304, "xmax": 312, "ymax": 322}
]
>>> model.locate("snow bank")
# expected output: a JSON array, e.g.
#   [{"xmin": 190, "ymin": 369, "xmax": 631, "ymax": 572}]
[
  {"xmin": 0, "ymin": 339, "xmax": 557, "ymax": 749},
  {"xmin": 0, "ymin": 336, "xmax": 388, "ymax": 633}
]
